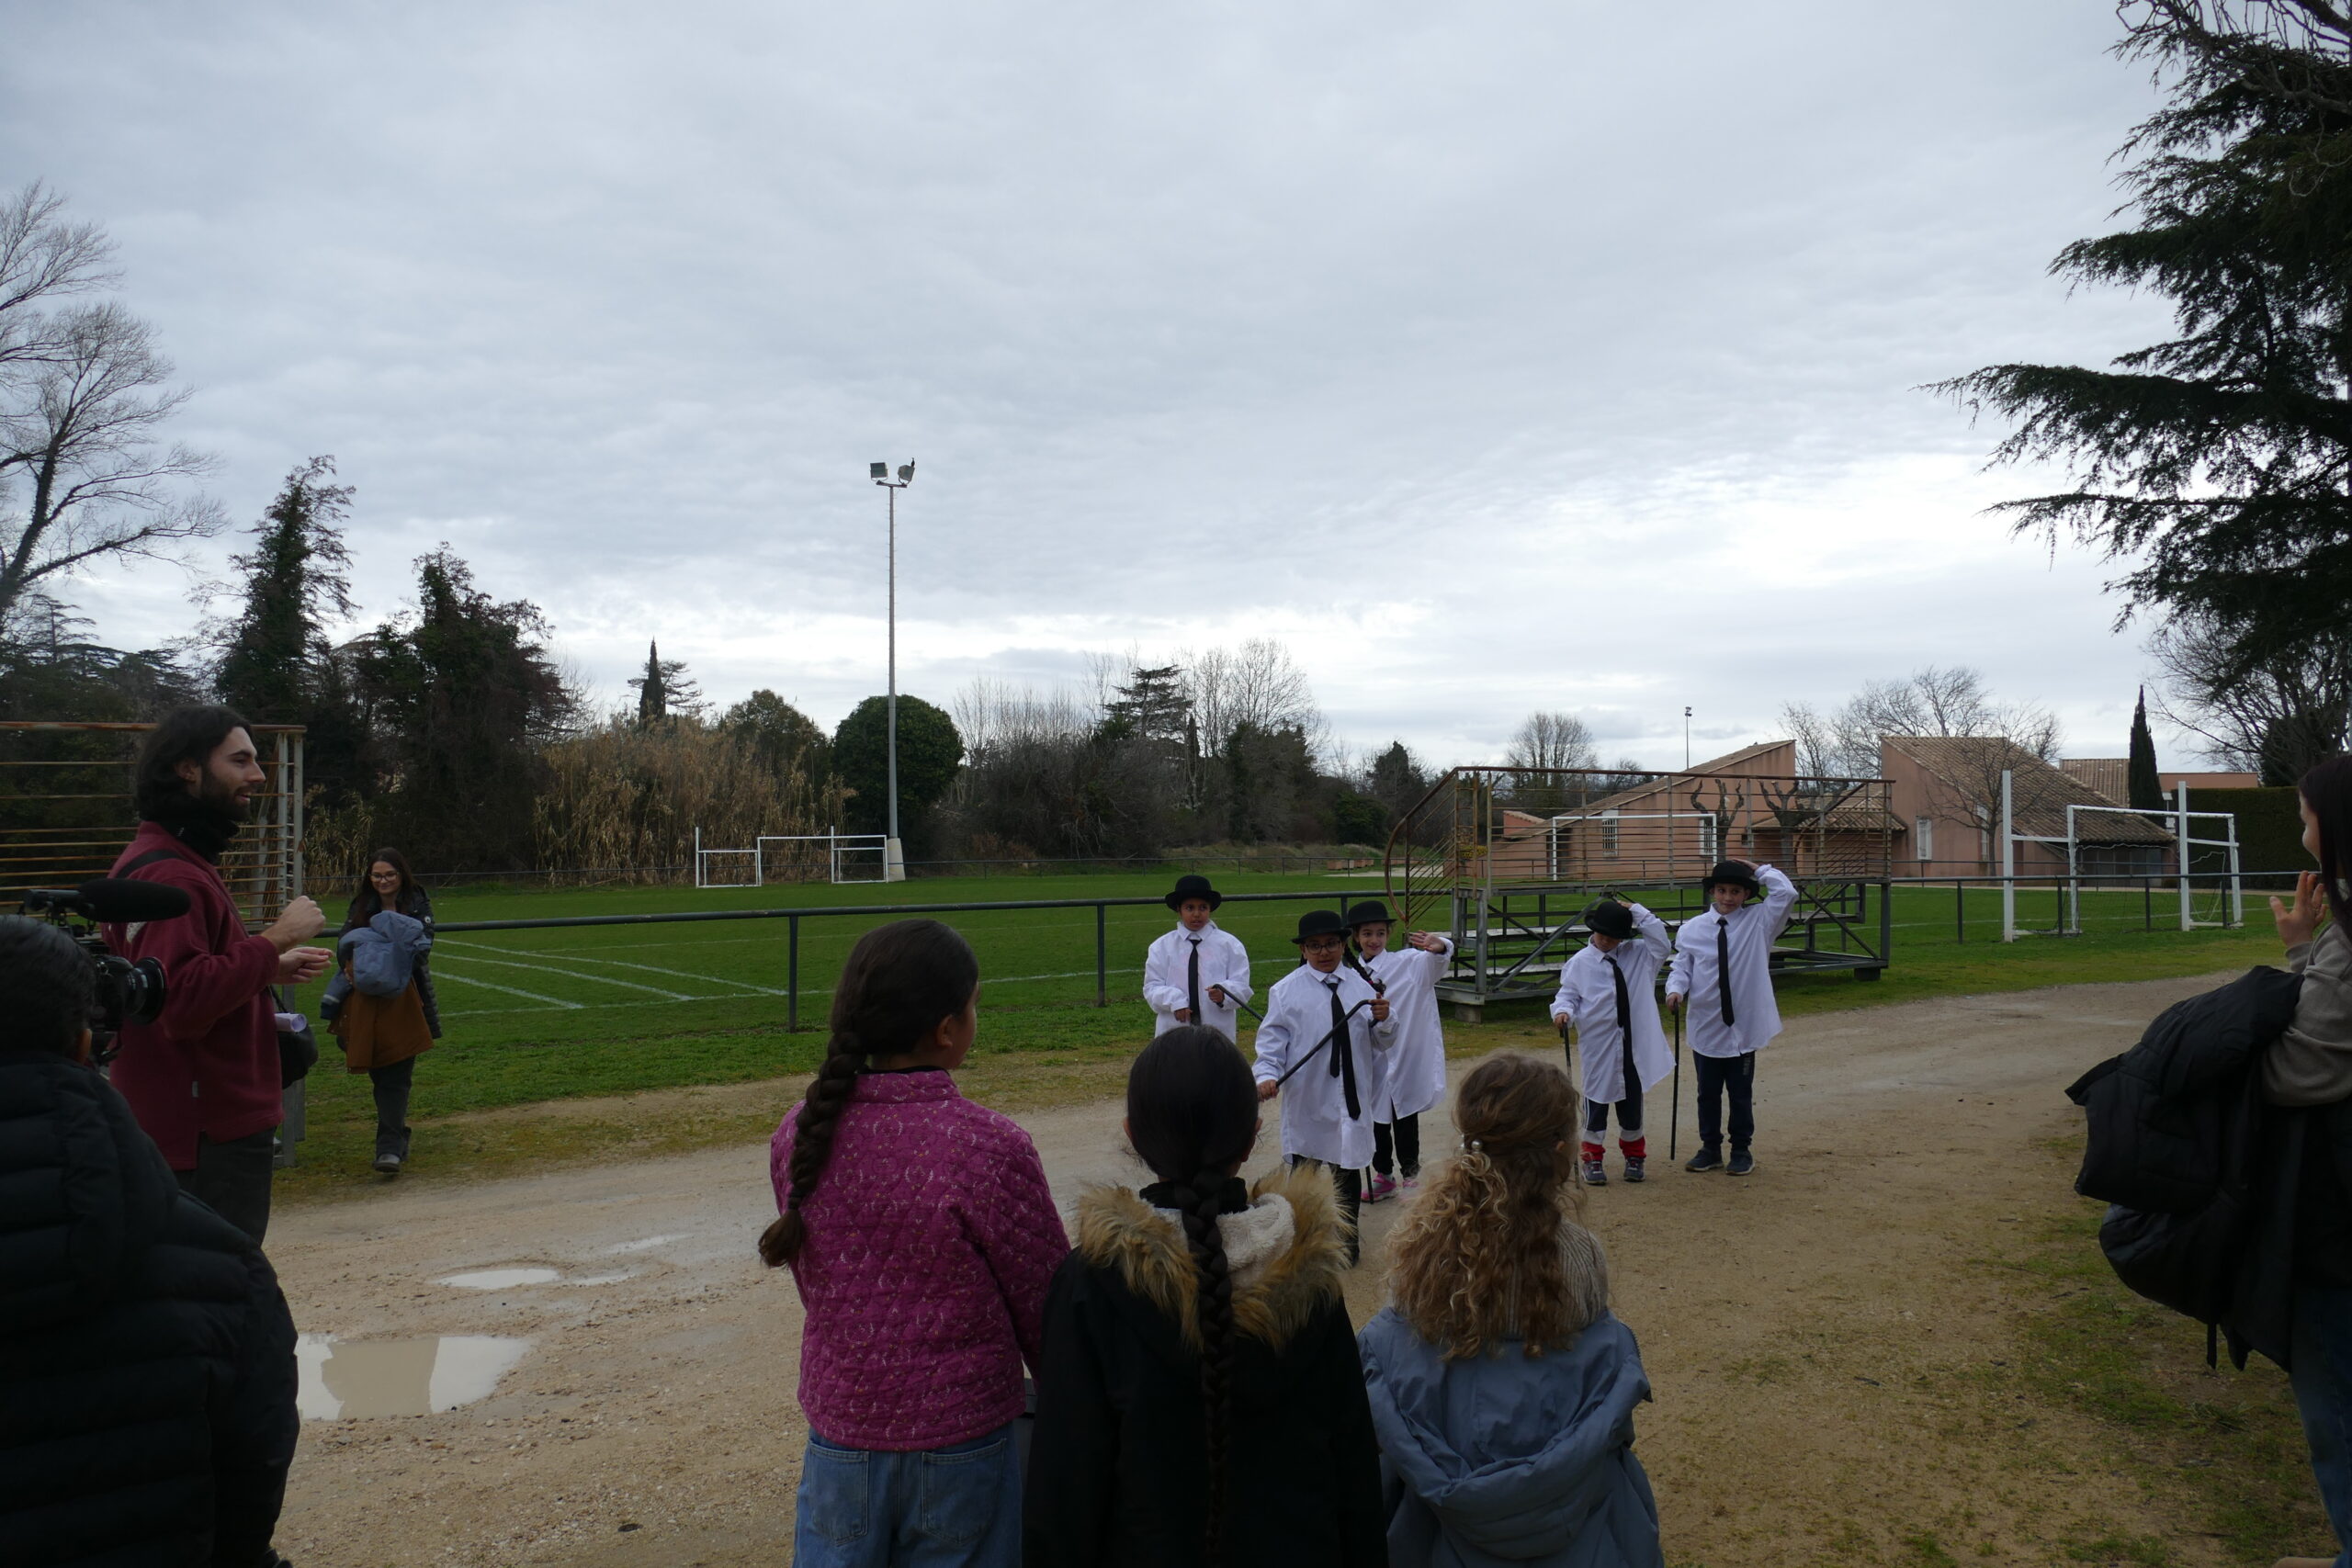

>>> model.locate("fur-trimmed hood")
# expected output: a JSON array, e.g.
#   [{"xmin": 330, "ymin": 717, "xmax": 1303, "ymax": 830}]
[{"xmin": 1073, "ymin": 1162, "xmax": 1351, "ymax": 1353}]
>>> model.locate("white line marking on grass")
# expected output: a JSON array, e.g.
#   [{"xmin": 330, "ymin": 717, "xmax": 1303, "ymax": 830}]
[
  {"xmin": 437, "ymin": 938, "xmax": 786, "ymax": 996},
  {"xmin": 430, "ymin": 964, "xmax": 586, "ymax": 1009},
  {"xmin": 436, "ymin": 951, "xmax": 700, "ymax": 1001}
]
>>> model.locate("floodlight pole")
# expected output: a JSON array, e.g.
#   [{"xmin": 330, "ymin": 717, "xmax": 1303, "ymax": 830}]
[
  {"xmin": 873, "ymin": 463, "xmax": 914, "ymax": 882},
  {"xmin": 1683, "ymin": 706, "xmax": 1691, "ymax": 771}
]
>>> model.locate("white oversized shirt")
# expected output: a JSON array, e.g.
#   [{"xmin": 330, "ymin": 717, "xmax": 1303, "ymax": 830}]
[
  {"xmin": 1250, "ymin": 962, "xmax": 1397, "ymax": 1168},
  {"xmin": 1363, "ymin": 935, "xmax": 1454, "ymax": 1122},
  {"xmin": 1141, "ymin": 921, "xmax": 1255, "ymax": 1043},
  {"xmin": 1550, "ymin": 904, "xmax": 1673, "ymax": 1104},
  {"xmin": 1667, "ymin": 864, "xmax": 1798, "ymax": 1058}
]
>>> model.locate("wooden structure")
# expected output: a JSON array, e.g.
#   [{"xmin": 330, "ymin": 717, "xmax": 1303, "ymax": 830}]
[{"xmin": 1384, "ymin": 750, "xmax": 1895, "ymax": 1018}]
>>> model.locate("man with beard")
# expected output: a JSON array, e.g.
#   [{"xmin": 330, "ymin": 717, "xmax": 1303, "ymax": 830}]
[{"xmin": 107, "ymin": 707, "xmax": 334, "ymax": 1245}]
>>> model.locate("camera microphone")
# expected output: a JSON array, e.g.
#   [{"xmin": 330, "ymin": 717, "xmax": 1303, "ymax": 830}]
[{"xmin": 25, "ymin": 879, "xmax": 197, "ymax": 924}]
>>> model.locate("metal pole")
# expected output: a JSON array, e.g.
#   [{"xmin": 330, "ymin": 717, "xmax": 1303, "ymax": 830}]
[
  {"xmin": 2000, "ymin": 770, "xmax": 2017, "ymax": 942},
  {"xmin": 2064, "ymin": 804, "xmax": 2080, "ymax": 936},
  {"xmin": 886, "ymin": 482, "xmax": 901, "ymax": 882},
  {"xmin": 1956, "ymin": 878, "xmax": 1964, "ymax": 943},
  {"xmin": 1095, "ymin": 903, "xmax": 1106, "ymax": 1008},
  {"xmin": 2227, "ymin": 810, "xmax": 2244, "ymax": 928},
  {"xmin": 2177, "ymin": 781, "xmax": 2193, "ymax": 931},
  {"xmin": 2145, "ymin": 874, "xmax": 2153, "ymax": 931},
  {"xmin": 787, "ymin": 914, "xmax": 800, "ymax": 1032}
]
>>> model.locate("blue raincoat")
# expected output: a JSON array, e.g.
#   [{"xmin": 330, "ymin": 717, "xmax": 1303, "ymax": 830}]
[{"xmin": 1357, "ymin": 1306, "xmax": 1662, "ymax": 1568}]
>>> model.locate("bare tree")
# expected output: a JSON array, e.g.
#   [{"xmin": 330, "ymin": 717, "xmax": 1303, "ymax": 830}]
[
  {"xmin": 0, "ymin": 186, "xmax": 220, "ymax": 627},
  {"xmin": 1504, "ymin": 710, "xmax": 1599, "ymax": 772},
  {"xmin": 0, "ymin": 182, "xmax": 117, "ymax": 384},
  {"xmin": 1185, "ymin": 637, "xmax": 1320, "ymax": 754},
  {"xmin": 1789, "ymin": 666, "xmax": 2061, "ymax": 779},
  {"xmin": 2148, "ymin": 610, "xmax": 2352, "ymax": 784}
]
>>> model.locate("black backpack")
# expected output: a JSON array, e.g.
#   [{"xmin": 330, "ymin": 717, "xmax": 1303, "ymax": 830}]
[{"xmin": 2065, "ymin": 966, "xmax": 2302, "ymax": 1339}]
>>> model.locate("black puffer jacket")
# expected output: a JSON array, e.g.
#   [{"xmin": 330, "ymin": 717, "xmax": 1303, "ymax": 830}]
[{"xmin": 0, "ymin": 1048, "xmax": 299, "ymax": 1566}]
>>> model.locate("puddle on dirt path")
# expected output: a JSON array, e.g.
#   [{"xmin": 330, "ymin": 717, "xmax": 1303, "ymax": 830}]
[
  {"xmin": 296, "ymin": 1334, "xmax": 531, "ymax": 1420},
  {"xmin": 602, "ymin": 1233, "xmax": 686, "ymax": 1255},
  {"xmin": 437, "ymin": 1268, "xmax": 562, "ymax": 1290}
]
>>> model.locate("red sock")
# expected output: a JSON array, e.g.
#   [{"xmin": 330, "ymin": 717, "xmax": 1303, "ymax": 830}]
[
  {"xmin": 1621, "ymin": 1136, "xmax": 1647, "ymax": 1158},
  {"xmin": 1580, "ymin": 1141, "xmax": 1605, "ymax": 1162}
]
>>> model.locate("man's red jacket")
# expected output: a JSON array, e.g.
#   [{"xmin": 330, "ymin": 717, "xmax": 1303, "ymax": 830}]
[{"xmin": 103, "ymin": 822, "xmax": 282, "ymax": 1169}]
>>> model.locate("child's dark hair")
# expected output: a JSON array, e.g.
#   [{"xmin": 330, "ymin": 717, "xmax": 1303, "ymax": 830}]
[
  {"xmin": 2300, "ymin": 754, "xmax": 2352, "ymax": 931},
  {"xmin": 1125, "ymin": 1025, "xmax": 1258, "ymax": 1565},
  {"xmin": 758, "ymin": 919, "xmax": 979, "ymax": 1269}
]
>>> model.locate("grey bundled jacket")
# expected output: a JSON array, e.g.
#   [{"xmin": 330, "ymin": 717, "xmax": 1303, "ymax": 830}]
[
  {"xmin": 2267, "ymin": 919, "xmax": 2352, "ymax": 1107},
  {"xmin": 1358, "ymin": 1306, "xmax": 1662, "ymax": 1568}
]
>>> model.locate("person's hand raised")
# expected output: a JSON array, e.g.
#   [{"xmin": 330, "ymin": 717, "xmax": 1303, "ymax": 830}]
[
  {"xmin": 264, "ymin": 895, "xmax": 326, "ymax": 951},
  {"xmin": 2272, "ymin": 870, "xmax": 2328, "ymax": 950}
]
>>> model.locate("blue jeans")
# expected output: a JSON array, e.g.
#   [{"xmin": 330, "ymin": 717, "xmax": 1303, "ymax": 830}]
[
  {"xmin": 2292, "ymin": 1285, "xmax": 2352, "ymax": 1568},
  {"xmin": 794, "ymin": 1422, "xmax": 1020, "ymax": 1567}
]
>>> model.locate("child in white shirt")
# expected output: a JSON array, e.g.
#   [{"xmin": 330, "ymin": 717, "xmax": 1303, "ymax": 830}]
[
  {"xmin": 1345, "ymin": 899, "xmax": 1453, "ymax": 1202},
  {"xmin": 1550, "ymin": 898, "xmax": 1672, "ymax": 1186},
  {"xmin": 1665, "ymin": 859, "xmax": 1797, "ymax": 1176},
  {"xmin": 1141, "ymin": 874, "xmax": 1253, "ymax": 1042},
  {"xmin": 1251, "ymin": 908, "xmax": 1396, "ymax": 1264}
]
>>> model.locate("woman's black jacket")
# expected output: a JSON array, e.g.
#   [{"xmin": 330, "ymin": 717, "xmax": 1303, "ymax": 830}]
[{"xmin": 0, "ymin": 1048, "xmax": 299, "ymax": 1565}]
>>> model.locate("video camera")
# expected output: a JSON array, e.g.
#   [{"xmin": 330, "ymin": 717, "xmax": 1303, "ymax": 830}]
[{"xmin": 20, "ymin": 879, "xmax": 192, "ymax": 1061}]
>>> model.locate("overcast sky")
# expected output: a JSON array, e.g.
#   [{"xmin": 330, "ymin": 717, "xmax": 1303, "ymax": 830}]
[{"xmin": 3, "ymin": 1, "xmax": 2200, "ymax": 770}]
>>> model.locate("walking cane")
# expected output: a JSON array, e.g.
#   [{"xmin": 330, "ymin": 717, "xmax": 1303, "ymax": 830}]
[{"xmin": 1669, "ymin": 997, "xmax": 1683, "ymax": 1161}]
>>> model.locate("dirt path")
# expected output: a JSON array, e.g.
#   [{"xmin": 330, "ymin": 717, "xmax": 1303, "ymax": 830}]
[{"xmin": 272, "ymin": 973, "xmax": 2255, "ymax": 1567}]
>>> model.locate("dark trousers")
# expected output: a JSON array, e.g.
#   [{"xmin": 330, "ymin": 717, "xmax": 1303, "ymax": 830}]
[
  {"xmin": 1695, "ymin": 1051, "xmax": 1758, "ymax": 1154},
  {"xmin": 175, "ymin": 1128, "xmax": 276, "ymax": 1246},
  {"xmin": 1372, "ymin": 1112, "xmax": 1420, "ymax": 1178},
  {"xmin": 1583, "ymin": 1092, "xmax": 1644, "ymax": 1141},
  {"xmin": 1292, "ymin": 1156, "xmax": 1363, "ymax": 1265},
  {"xmin": 370, "ymin": 1056, "xmax": 416, "ymax": 1160}
]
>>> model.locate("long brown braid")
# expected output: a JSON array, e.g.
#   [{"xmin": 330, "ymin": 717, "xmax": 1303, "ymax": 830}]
[
  {"xmin": 1126, "ymin": 1025, "xmax": 1259, "ymax": 1565},
  {"xmin": 757, "ymin": 919, "xmax": 979, "ymax": 1269}
]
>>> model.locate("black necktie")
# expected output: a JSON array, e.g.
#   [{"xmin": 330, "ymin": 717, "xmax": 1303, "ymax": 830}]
[
  {"xmin": 1326, "ymin": 976, "xmax": 1360, "ymax": 1120},
  {"xmin": 1607, "ymin": 952, "xmax": 1635, "ymax": 1101},
  {"xmin": 1187, "ymin": 937, "xmax": 1203, "ymax": 1021},
  {"xmin": 1717, "ymin": 917, "xmax": 1736, "ymax": 1027}
]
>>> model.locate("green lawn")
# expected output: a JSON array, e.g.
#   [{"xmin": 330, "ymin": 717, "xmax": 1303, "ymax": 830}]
[{"xmin": 280, "ymin": 872, "xmax": 2295, "ymax": 1182}]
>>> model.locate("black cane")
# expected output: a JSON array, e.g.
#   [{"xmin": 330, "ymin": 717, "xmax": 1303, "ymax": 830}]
[
  {"xmin": 1669, "ymin": 997, "xmax": 1682, "ymax": 1161},
  {"xmin": 1274, "ymin": 997, "xmax": 1378, "ymax": 1089}
]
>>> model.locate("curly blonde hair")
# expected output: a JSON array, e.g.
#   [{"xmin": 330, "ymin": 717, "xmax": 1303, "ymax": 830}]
[{"xmin": 1386, "ymin": 1052, "xmax": 1604, "ymax": 1359}]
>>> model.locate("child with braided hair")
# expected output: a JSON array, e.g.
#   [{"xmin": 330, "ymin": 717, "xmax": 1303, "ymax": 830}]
[
  {"xmin": 1025, "ymin": 1026, "xmax": 1385, "ymax": 1567},
  {"xmin": 1358, "ymin": 1053, "xmax": 1662, "ymax": 1565},
  {"xmin": 760, "ymin": 919, "xmax": 1068, "ymax": 1566}
]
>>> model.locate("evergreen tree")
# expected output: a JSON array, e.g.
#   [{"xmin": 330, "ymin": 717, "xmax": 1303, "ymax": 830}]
[
  {"xmin": 832, "ymin": 695, "xmax": 964, "ymax": 844},
  {"xmin": 356, "ymin": 547, "xmax": 577, "ymax": 868},
  {"xmin": 214, "ymin": 457, "xmax": 355, "ymax": 723},
  {"xmin": 721, "ymin": 689, "xmax": 831, "ymax": 782},
  {"xmin": 627, "ymin": 640, "xmax": 703, "ymax": 726},
  {"xmin": 1942, "ymin": 3, "xmax": 2352, "ymax": 661},
  {"xmin": 2128, "ymin": 686, "xmax": 2165, "ymax": 808},
  {"xmin": 1102, "ymin": 663, "xmax": 1192, "ymax": 746}
]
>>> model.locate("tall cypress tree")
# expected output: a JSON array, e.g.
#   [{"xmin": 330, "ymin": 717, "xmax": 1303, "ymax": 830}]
[
  {"xmin": 215, "ymin": 457, "xmax": 355, "ymax": 722},
  {"xmin": 2128, "ymin": 686, "xmax": 2165, "ymax": 808},
  {"xmin": 1940, "ymin": 4, "xmax": 2352, "ymax": 663}
]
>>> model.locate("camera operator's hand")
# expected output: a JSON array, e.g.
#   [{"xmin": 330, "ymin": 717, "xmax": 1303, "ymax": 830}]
[
  {"xmin": 263, "ymin": 896, "xmax": 326, "ymax": 953},
  {"xmin": 277, "ymin": 946, "xmax": 333, "ymax": 986}
]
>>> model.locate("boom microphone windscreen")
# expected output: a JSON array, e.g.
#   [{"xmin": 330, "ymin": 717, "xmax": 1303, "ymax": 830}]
[{"xmin": 73, "ymin": 877, "xmax": 193, "ymax": 924}]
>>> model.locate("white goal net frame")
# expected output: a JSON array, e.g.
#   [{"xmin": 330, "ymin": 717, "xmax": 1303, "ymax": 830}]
[{"xmin": 694, "ymin": 827, "xmax": 891, "ymax": 887}]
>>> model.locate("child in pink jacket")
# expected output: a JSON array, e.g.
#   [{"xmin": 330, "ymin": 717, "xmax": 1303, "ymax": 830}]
[{"xmin": 763, "ymin": 919, "xmax": 1068, "ymax": 1564}]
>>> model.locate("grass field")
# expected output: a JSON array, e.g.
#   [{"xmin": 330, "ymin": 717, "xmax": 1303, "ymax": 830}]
[{"xmin": 277, "ymin": 871, "xmax": 2292, "ymax": 1186}]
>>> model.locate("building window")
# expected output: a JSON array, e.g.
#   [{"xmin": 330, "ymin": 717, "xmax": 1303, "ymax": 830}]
[
  {"xmin": 1915, "ymin": 816, "xmax": 1934, "ymax": 863},
  {"xmin": 1600, "ymin": 809, "xmax": 1619, "ymax": 859}
]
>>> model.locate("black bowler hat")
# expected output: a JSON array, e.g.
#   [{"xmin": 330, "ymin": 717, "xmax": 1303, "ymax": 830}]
[
  {"xmin": 1165, "ymin": 874, "xmax": 1223, "ymax": 912},
  {"xmin": 1702, "ymin": 860, "xmax": 1761, "ymax": 896},
  {"xmin": 1584, "ymin": 900, "xmax": 1634, "ymax": 940},
  {"xmin": 1293, "ymin": 908, "xmax": 1349, "ymax": 944},
  {"xmin": 1344, "ymin": 899, "xmax": 1392, "ymax": 931}
]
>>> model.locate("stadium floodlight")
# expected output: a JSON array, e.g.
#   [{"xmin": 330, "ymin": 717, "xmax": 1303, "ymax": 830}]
[{"xmin": 867, "ymin": 458, "xmax": 917, "ymax": 882}]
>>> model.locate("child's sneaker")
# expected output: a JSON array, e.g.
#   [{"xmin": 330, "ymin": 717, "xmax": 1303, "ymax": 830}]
[
  {"xmin": 1623, "ymin": 1156, "xmax": 1646, "ymax": 1183},
  {"xmin": 1685, "ymin": 1147, "xmax": 1724, "ymax": 1173},
  {"xmin": 1727, "ymin": 1149, "xmax": 1756, "ymax": 1176},
  {"xmin": 1581, "ymin": 1155, "xmax": 1608, "ymax": 1186},
  {"xmin": 1399, "ymin": 1171, "xmax": 1419, "ymax": 1193},
  {"xmin": 1364, "ymin": 1171, "xmax": 1397, "ymax": 1203}
]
